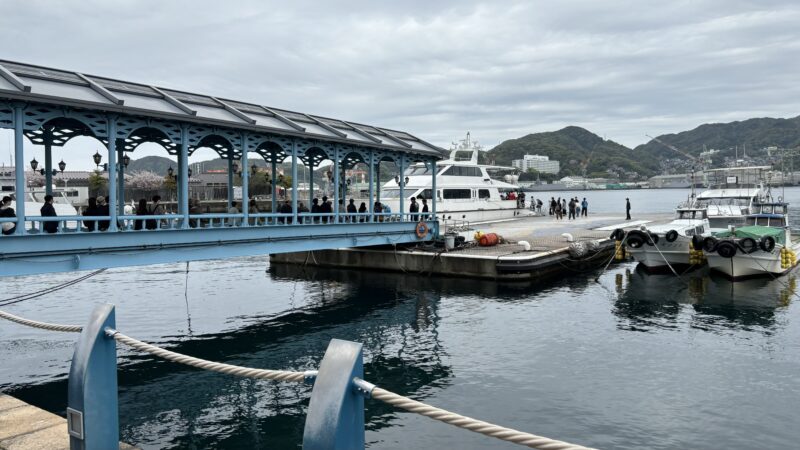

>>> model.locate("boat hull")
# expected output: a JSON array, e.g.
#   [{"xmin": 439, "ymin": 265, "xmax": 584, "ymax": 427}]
[
  {"xmin": 706, "ymin": 245, "xmax": 799, "ymax": 280},
  {"xmin": 626, "ymin": 238, "xmax": 696, "ymax": 271}
]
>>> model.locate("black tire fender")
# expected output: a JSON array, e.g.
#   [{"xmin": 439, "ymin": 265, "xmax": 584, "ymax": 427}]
[
  {"xmin": 691, "ymin": 234, "xmax": 704, "ymax": 251},
  {"xmin": 646, "ymin": 232, "xmax": 659, "ymax": 246},
  {"xmin": 716, "ymin": 240, "xmax": 738, "ymax": 258},
  {"xmin": 626, "ymin": 230, "xmax": 646, "ymax": 249},
  {"xmin": 665, "ymin": 230, "xmax": 679, "ymax": 242},
  {"xmin": 738, "ymin": 237, "xmax": 758, "ymax": 254},
  {"xmin": 610, "ymin": 228, "xmax": 625, "ymax": 241},
  {"xmin": 760, "ymin": 235, "xmax": 776, "ymax": 253},
  {"xmin": 703, "ymin": 236, "xmax": 719, "ymax": 253}
]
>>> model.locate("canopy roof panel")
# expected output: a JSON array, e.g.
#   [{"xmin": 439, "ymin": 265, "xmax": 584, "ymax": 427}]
[{"xmin": 0, "ymin": 59, "xmax": 446, "ymax": 158}]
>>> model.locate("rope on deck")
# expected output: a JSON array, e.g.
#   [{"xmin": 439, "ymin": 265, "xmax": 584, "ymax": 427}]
[
  {"xmin": 370, "ymin": 387, "xmax": 596, "ymax": 450},
  {"xmin": 0, "ymin": 309, "xmax": 83, "ymax": 333},
  {"xmin": 107, "ymin": 329, "xmax": 308, "ymax": 383}
]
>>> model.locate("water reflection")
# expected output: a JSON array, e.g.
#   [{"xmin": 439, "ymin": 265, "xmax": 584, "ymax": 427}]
[{"xmin": 612, "ymin": 263, "xmax": 794, "ymax": 333}]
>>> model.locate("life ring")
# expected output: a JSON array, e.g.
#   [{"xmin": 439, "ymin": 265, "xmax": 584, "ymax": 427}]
[
  {"xmin": 415, "ymin": 221, "xmax": 429, "ymax": 239},
  {"xmin": 626, "ymin": 230, "xmax": 647, "ymax": 248},
  {"xmin": 703, "ymin": 236, "xmax": 719, "ymax": 253},
  {"xmin": 737, "ymin": 237, "xmax": 758, "ymax": 254},
  {"xmin": 665, "ymin": 230, "xmax": 679, "ymax": 242},
  {"xmin": 716, "ymin": 240, "xmax": 738, "ymax": 258},
  {"xmin": 646, "ymin": 232, "xmax": 659, "ymax": 246},
  {"xmin": 760, "ymin": 235, "xmax": 776, "ymax": 253}
]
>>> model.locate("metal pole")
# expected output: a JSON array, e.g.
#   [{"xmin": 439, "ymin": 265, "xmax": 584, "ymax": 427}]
[
  {"xmin": 431, "ymin": 157, "xmax": 437, "ymax": 220},
  {"xmin": 106, "ymin": 117, "xmax": 118, "ymax": 232},
  {"xmin": 13, "ymin": 105, "xmax": 25, "ymax": 235},
  {"xmin": 302, "ymin": 339, "xmax": 366, "ymax": 450},
  {"xmin": 398, "ymin": 156, "xmax": 405, "ymax": 219},
  {"xmin": 67, "ymin": 304, "xmax": 118, "ymax": 450},
  {"xmin": 271, "ymin": 159, "xmax": 277, "ymax": 214},
  {"xmin": 333, "ymin": 147, "xmax": 340, "ymax": 223},
  {"xmin": 226, "ymin": 158, "xmax": 233, "ymax": 209},
  {"xmin": 241, "ymin": 144, "xmax": 249, "ymax": 227},
  {"xmin": 368, "ymin": 151, "xmax": 374, "ymax": 222},
  {"xmin": 179, "ymin": 125, "xmax": 189, "ymax": 228},
  {"xmin": 376, "ymin": 160, "xmax": 381, "ymax": 204},
  {"xmin": 44, "ymin": 133, "xmax": 53, "ymax": 196},
  {"xmin": 117, "ymin": 146, "xmax": 125, "ymax": 216},
  {"xmin": 309, "ymin": 161, "xmax": 314, "ymax": 210},
  {"xmin": 291, "ymin": 140, "xmax": 298, "ymax": 224}
]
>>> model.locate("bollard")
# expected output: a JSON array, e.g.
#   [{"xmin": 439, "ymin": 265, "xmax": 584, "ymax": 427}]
[
  {"xmin": 303, "ymin": 339, "xmax": 365, "ymax": 450},
  {"xmin": 67, "ymin": 304, "xmax": 119, "ymax": 450}
]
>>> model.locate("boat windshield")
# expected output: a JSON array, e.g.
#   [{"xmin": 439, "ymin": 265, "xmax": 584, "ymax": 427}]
[
  {"xmin": 695, "ymin": 197, "xmax": 751, "ymax": 207},
  {"xmin": 381, "ymin": 189, "xmax": 402, "ymax": 199},
  {"xmin": 747, "ymin": 216, "xmax": 786, "ymax": 227},
  {"xmin": 676, "ymin": 210, "xmax": 706, "ymax": 219},
  {"xmin": 404, "ymin": 166, "xmax": 431, "ymax": 176},
  {"xmin": 27, "ymin": 191, "xmax": 72, "ymax": 205}
]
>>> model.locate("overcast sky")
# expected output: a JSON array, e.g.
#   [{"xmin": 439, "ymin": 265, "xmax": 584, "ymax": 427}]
[{"xmin": 2, "ymin": 0, "xmax": 799, "ymax": 169}]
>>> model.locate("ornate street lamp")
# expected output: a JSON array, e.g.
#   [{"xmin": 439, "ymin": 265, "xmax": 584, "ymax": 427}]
[
  {"xmin": 405, "ymin": 176, "xmax": 410, "ymax": 185},
  {"xmin": 93, "ymin": 151, "xmax": 102, "ymax": 168},
  {"xmin": 58, "ymin": 160, "xmax": 66, "ymax": 173},
  {"xmin": 122, "ymin": 153, "xmax": 131, "ymax": 168},
  {"xmin": 30, "ymin": 158, "xmax": 39, "ymax": 172},
  {"xmin": 394, "ymin": 175, "xmax": 400, "ymax": 185},
  {"xmin": 232, "ymin": 161, "xmax": 239, "ymax": 175},
  {"xmin": 188, "ymin": 167, "xmax": 193, "ymax": 178},
  {"xmin": 167, "ymin": 166, "xmax": 174, "ymax": 178},
  {"xmin": 251, "ymin": 163, "xmax": 258, "ymax": 175}
]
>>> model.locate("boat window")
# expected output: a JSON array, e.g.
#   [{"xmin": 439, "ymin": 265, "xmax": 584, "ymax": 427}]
[
  {"xmin": 686, "ymin": 228, "xmax": 695, "ymax": 237},
  {"xmin": 443, "ymin": 189, "xmax": 472, "ymax": 199},
  {"xmin": 381, "ymin": 189, "xmax": 401, "ymax": 199},
  {"xmin": 478, "ymin": 189, "xmax": 491, "ymax": 199},
  {"xmin": 696, "ymin": 197, "xmax": 751, "ymax": 207},
  {"xmin": 415, "ymin": 189, "xmax": 433, "ymax": 200},
  {"xmin": 695, "ymin": 226, "xmax": 704, "ymax": 235},
  {"xmin": 442, "ymin": 166, "xmax": 482, "ymax": 177},
  {"xmin": 404, "ymin": 166, "xmax": 431, "ymax": 176}
]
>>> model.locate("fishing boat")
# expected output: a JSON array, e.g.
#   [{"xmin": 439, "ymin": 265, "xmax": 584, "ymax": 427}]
[
  {"xmin": 616, "ymin": 207, "xmax": 710, "ymax": 272},
  {"xmin": 377, "ymin": 133, "xmax": 532, "ymax": 223},
  {"xmin": 702, "ymin": 201, "xmax": 800, "ymax": 280},
  {"xmin": 689, "ymin": 166, "xmax": 771, "ymax": 232}
]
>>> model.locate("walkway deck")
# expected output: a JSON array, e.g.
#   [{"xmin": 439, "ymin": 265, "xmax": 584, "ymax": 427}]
[{"xmin": 0, "ymin": 395, "xmax": 137, "ymax": 450}]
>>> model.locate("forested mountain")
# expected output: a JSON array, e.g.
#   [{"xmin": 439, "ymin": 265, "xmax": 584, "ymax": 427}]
[{"xmin": 484, "ymin": 126, "xmax": 660, "ymax": 179}]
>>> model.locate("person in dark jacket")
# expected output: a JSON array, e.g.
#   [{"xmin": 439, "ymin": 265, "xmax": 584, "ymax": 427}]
[
  {"xmin": 310, "ymin": 198, "xmax": 320, "ymax": 224},
  {"xmin": 358, "ymin": 202, "xmax": 367, "ymax": 222},
  {"xmin": 421, "ymin": 197, "xmax": 429, "ymax": 220},
  {"xmin": 134, "ymin": 198, "xmax": 147, "ymax": 230},
  {"xmin": 626, "ymin": 198, "xmax": 631, "ymax": 220},
  {"xmin": 409, "ymin": 197, "xmax": 419, "ymax": 222},
  {"xmin": 83, "ymin": 197, "xmax": 98, "ymax": 231},
  {"xmin": 347, "ymin": 199, "xmax": 357, "ymax": 223},
  {"xmin": 1, "ymin": 195, "xmax": 17, "ymax": 235},
  {"xmin": 320, "ymin": 196, "xmax": 332, "ymax": 224},
  {"xmin": 40, "ymin": 194, "xmax": 58, "ymax": 233},
  {"xmin": 146, "ymin": 195, "xmax": 162, "ymax": 230},
  {"xmin": 96, "ymin": 195, "xmax": 110, "ymax": 231}
]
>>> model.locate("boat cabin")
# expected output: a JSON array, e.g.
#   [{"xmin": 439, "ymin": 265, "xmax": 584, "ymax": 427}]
[
  {"xmin": 675, "ymin": 208, "xmax": 708, "ymax": 220},
  {"xmin": 746, "ymin": 202, "xmax": 789, "ymax": 227}
]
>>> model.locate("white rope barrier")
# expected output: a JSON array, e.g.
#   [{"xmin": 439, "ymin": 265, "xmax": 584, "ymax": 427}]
[
  {"xmin": 0, "ymin": 309, "xmax": 83, "ymax": 333},
  {"xmin": 371, "ymin": 387, "xmax": 596, "ymax": 450},
  {"xmin": 107, "ymin": 329, "xmax": 308, "ymax": 383}
]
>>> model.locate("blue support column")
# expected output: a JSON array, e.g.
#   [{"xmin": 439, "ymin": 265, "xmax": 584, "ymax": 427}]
[
  {"xmin": 398, "ymin": 156, "xmax": 405, "ymax": 219},
  {"xmin": 333, "ymin": 147, "xmax": 340, "ymax": 223},
  {"xmin": 13, "ymin": 105, "xmax": 25, "ymax": 235},
  {"xmin": 67, "ymin": 304, "xmax": 118, "ymax": 450},
  {"xmin": 241, "ymin": 144, "xmax": 249, "ymax": 227},
  {"xmin": 106, "ymin": 117, "xmax": 118, "ymax": 232},
  {"xmin": 117, "ymin": 146, "xmax": 125, "ymax": 215},
  {"xmin": 227, "ymin": 158, "xmax": 234, "ymax": 209},
  {"xmin": 179, "ymin": 125, "xmax": 189, "ymax": 228},
  {"xmin": 271, "ymin": 159, "xmax": 277, "ymax": 214},
  {"xmin": 303, "ymin": 339, "xmax": 365, "ymax": 450},
  {"xmin": 431, "ymin": 158, "xmax": 437, "ymax": 221},
  {"xmin": 291, "ymin": 141, "xmax": 298, "ymax": 224},
  {"xmin": 375, "ymin": 161, "xmax": 381, "ymax": 204},
  {"xmin": 308, "ymin": 163, "xmax": 314, "ymax": 211},
  {"xmin": 44, "ymin": 137, "xmax": 53, "ymax": 196},
  {"xmin": 367, "ymin": 152, "xmax": 374, "ymax": 222}
]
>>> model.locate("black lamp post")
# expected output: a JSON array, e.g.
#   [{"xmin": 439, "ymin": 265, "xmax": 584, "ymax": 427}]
[
  {"xmin": 93, "ymin": 151, "xmax": 102, "ymax": 168},
  {"xmin": 188, "ymin": 167, "xmax": 192, "ymax": 178},
  {"xmin": 58, "ymin": 160, "xmax": 66, "ymax": 173},
  {"xmin": 167, "ymin": 166, "xmax": 174, "ymax": 178},
  {"xmin": 251, "ymin": 163, "xmax": 258, "ymax": 175},
  {"xmin": 30, "ymin": 158, "xmax": 39, "ymax": 172},
  {"xmin": 122, "ymin": 154, "xmax": 130, "ymax": 168}
]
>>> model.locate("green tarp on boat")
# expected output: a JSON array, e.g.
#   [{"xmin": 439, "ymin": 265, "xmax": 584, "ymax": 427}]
[{"xmin": 714, "ymin": 225, "xmax": 786, "ymax": 246}]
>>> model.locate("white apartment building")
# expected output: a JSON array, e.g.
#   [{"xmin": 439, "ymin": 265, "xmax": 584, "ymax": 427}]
[{"xmin": 511, "ymin": 154, "xmax": 560, "ymax": 174}]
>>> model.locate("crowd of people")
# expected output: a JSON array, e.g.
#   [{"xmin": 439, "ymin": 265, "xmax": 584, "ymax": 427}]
[{"xmin": 547, "ymin": 196, "xmax": 589, "ymax": 220}]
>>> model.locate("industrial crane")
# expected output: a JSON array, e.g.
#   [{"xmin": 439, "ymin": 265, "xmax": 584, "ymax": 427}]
[{"xmin": 645, "ymin": 134, "xmax": 704, "ymax": 201}]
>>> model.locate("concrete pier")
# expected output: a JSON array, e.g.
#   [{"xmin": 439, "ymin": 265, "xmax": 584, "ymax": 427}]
[
  {"xmin": 0, "ymin": 395, "xmax": 137, "ymax": 450},
  {"xmin": 271, "ymin": 213, "xmax": 672, "ymax": 281}
]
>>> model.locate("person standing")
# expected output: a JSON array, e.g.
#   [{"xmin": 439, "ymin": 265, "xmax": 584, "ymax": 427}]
[
  {"xmin": 581, "ymin": 197, "xmax": 588, "ymax": 217},
  {"xmin": 40, "ymin": 194, "xmax": 58, "ymax": 233},
  {"xmin": 625, "ymin": 198, "xmax": 631, "ymax": 220},
  {"xmin": 421, "ymin": 197, "xmax": 429, "ymax": 220},
  {"xmin": 1, "ymin": 195, "xmax": 16, "ymax": 235},
  {"xmin": 568, "ymin": 198, "xmax": 576, "ymax": 220},
  {"xmin": 347, "ymin": 198, "xmax": 357, "ymax": 223},
  {"xmin": 96, "ymin": 195, "xmax": 110, "ymax": 231},
  {"xmin": 146, "ymin": 195, "xmax": 162, "ymax": 230},
  {"xmin": 409, "ymin": 196, "xmax": 419, "ymax": 222},
  {"xmin": 320, "ymin": 195, "xmax": 332, "ymax": 224},
  {"xmin": 134, "ymin": 198, "xmax": 147, "ymax": 230},
  {"xmin": 549, "ymin": 197, "xmax": 556, "ymax": 216},
  {"xmin": 358, "ymin": 201, "xmax": 367, "ymax": 222},
  {"xmin": 83, "ymin": 197, "xmax": 99, "ymax": 231}
]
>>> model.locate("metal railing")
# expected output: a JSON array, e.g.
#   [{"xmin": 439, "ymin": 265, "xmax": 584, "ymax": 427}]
[{"xmin": 0, "ymin": 304, "xmax": 595, "ymax": 450}]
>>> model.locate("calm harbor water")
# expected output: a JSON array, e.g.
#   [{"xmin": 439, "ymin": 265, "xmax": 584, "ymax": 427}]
[{"xmin": 2, "ymin": 188, "xmax": 800, "ymax": 449}]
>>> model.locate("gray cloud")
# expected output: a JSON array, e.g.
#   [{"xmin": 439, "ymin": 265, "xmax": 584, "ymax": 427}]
[{"xmin": 1, "ymin": 0, "xmax": 799, "ymax": 169}]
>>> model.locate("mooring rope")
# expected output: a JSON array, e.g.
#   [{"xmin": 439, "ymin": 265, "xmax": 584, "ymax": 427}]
[
  {"xmin": 370, "ymin": 387, "xmax": 596, "ymax": 450},
  {"xmin": 0, "ymin": 310, "xmax": 595, "ymax": 450},
  {"xmin": 0, "ymin": 268, "xmax": 106, "ymax": 307},
  {"xmin": 0, "ymin": 309, "xmax": 83, "ymax": 333}
]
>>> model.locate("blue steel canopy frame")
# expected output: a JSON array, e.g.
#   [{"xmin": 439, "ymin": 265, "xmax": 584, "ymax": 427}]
[{"xmin": 0, "ymin": 60, "xmax": 443, "ymax": 275}]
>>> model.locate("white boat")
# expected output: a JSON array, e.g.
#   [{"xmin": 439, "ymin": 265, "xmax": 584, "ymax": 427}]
[
  {"xmin": 690, "ymin": 166, "xmax": 771, "ymax": 232},
  {"xmin": 6, "ymin": 189, "xmax": 80, "ymax": 230},
  {"xmin": 619, "ymin": 207, "xmax": 710, "ymax": 271},
  {"xmin": 377, "ymin": 133, "xmax": 533, "ymax": 223},
  {"xmin": 703, "ymin": 202, "xmax": 800, "ymax": 280}
]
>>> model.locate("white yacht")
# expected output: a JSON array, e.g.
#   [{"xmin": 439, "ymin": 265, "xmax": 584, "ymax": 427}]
[
  {"xmin": 378, "ymin": 133, "xmax": 532, "ymax": 223},
  {"xmin": 4, "ymin": 190, "xmax": 80, "ymax": 230},
  {"xmin": 690, "ymin": 166, "xmax": 771, "ymax": 232},
  {"xmin": 620, "ymin": 207, "xmax": 710, "ymax": 271}
]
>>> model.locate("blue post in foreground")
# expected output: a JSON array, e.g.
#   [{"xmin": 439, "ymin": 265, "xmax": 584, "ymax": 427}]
[
  {"xmin": 303, "ymin": 339, "xmax": 365, "ymax": 450},
  {"xmin": 67, "ymin": 304, "xmax": 119, "ymax": 450}
]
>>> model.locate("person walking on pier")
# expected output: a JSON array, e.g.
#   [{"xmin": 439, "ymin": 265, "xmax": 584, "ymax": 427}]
[
  {"xmin": 1, "ymin": 195, "xmax": 16, "ymax": 235},
  {"xmin": 549, "ymin": 197, "xmax": 556, "ymax": 216},
  {"xmin": 625, "ymin": 198, "xmax": 631, "ymax": 220},
  {"xmin": 409, "ymin": 196, "xmax": 419, "ymax": 222},
  {"xmin": 568, "ymin": 198, "xmax": 576, "ymax": 220},
  {"xmin": 581, "ymin": 197, "xmax": 588, "ymax": 217},
  {"xmin": 40, "ymin": 195, "xmax": 58, "ymax": 233}
]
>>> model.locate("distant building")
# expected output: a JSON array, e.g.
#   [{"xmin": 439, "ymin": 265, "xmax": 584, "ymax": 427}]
[{"xmin": 512, "ymin": 154, "xmax": 560, "ymax": 174}]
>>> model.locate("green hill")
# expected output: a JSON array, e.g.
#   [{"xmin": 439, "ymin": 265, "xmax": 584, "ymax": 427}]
[
  {"xmin": 635, "ymin": 116, "xmax": 800, "ymax": 164},
  {"xmin": 485, "ymin": 126, "xmax": 660, "ymax": 180},
  {"xmin": 126, "ymin": 155, "xmax": 175, "ymax": 174}
]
